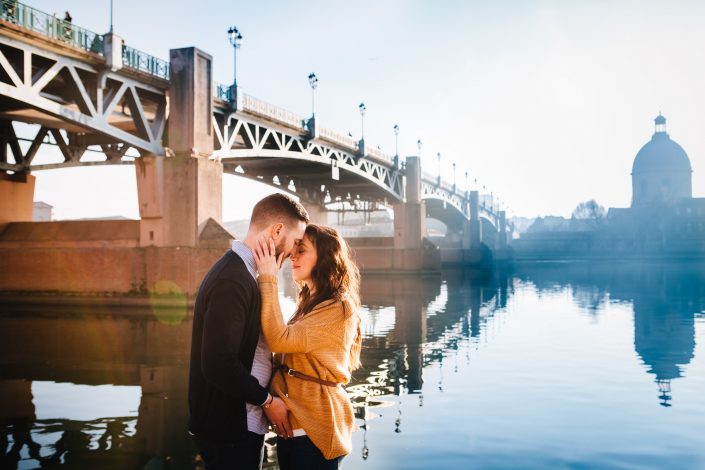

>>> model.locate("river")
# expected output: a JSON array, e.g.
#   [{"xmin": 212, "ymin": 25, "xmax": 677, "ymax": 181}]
[{"xmin": 1, "ymin": 262, "xmax": 704, "ymax": 469}]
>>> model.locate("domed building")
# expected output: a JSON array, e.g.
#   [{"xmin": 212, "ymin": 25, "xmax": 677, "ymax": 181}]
[
  {"xmin": 603, "ymin": 113, "xmax": 705, "ymax": 255},
  {"xmin": 631, "ymin": 114, "xmax": 692, "ymax": 207},
  {"xmin": 516, "ymin": 113, "xmax": 705, "ymax": 258}
]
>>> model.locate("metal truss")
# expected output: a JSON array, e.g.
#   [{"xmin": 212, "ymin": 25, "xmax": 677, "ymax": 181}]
[
  {"xmin": 420, "ymin": 178, "xmax": 502, "ymax": 229},
  {"xmin": 0, "ymin": 33, "xmax": 166, "ymax": 172},
  {"xmin": 212, "ymin": 112, "xmax": 404, "ymax": 205}
]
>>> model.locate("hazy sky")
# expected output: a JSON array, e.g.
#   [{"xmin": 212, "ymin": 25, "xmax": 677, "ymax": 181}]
[{"xmin": 26, "ymin": 0, "xmax": 705, "ymax": 221}]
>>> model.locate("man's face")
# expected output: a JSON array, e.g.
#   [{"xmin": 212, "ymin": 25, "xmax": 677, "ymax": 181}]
[{"xmin": 275, "ymin": 220, "xmax": 307, "ymax": 260}]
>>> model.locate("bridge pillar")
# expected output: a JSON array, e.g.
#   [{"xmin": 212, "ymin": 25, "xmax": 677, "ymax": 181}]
[
  {"xmin": 393, "ymin": 156, "xmax": 424, "ymax": 251},
  {"xmin": 469, "ymin": 190, "xmax": 481, "ymax": 246},
  {"xmin": 392, "ymin": 156, "xmax": 433, "ymax": 269},
  {"xmin": 499, "ymin": 210, "xmax": 507, "ymax": 249},
  {"xmin": 0, "ymin": 173, "xmax": 35, "ymax": 232},
  {"xmin": 136, "ymin": 47, "xmax": 224, "ymax": 247}
]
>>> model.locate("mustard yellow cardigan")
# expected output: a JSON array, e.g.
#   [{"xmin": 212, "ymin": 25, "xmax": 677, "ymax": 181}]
[{"xmin": 258, "ymin": 274, "xmax": 359, "ymax": 460}]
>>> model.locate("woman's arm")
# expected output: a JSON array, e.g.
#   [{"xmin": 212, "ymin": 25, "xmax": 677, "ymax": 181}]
[{"xmin": 258, "ymin": 274, "xmax": 309, "ymax": 353}]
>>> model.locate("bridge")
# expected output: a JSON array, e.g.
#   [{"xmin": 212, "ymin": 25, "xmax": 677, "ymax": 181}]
[{"xmin": 0, "ymin": 1, "xmax": 512, "ymax": 298}]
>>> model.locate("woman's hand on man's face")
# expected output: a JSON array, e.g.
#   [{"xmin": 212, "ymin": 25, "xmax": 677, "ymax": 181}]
[{"xmin": 254, "ymin": 236, "xmax": 284, "ymax": 277}]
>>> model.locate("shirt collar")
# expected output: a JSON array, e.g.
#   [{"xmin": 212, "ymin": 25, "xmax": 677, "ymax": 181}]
[{"xmin": 231, "ymin": 240, "xmax": 257, "ymax": 280}]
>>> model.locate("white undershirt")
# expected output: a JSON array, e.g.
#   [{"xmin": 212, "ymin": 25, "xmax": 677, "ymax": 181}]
[{"xmin": 232, "ymin": 240, "xmax": 306, "ymax": 437}]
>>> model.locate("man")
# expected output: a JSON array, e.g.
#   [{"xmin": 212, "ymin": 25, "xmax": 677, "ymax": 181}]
[{"xmin": 188, "ymin": 193, "xmax": 309, "ymax": 469}]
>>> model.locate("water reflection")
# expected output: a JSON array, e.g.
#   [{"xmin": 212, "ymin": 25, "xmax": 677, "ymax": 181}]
[
  {"xmin": 1, "ymin": 262, "xmax": 704, "ymax": 468},
  {"xmin": 515, "ymin": 262, "xmax": 704, "ymax": 406},
  {"xmin": 348, "ymin": 268, "xmax": 512, "ymax": 462}
]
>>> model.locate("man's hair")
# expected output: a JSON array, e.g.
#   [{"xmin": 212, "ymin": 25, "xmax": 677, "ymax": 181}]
[{"xmin": 249, "ymin": 193, "xmax": 309, "ymax": 230}]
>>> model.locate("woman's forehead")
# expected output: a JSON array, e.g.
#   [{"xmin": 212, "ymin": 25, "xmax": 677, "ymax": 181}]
[{"xmin": 298, "ymin": 235, "xmax": 314, "ymax": 248}]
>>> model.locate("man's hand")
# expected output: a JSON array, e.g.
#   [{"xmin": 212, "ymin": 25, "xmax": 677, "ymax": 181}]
[{"xmin": 263, "ymin": 397, "xmax": 293, "ymax": 438}]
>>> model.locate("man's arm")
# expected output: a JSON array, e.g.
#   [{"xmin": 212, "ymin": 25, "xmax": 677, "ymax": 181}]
[{"xmin": 200, "ymin": 278, "xmax": 269, "ymax": 406}]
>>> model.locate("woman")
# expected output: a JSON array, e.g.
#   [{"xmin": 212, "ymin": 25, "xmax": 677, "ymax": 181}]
[{"xmin": 254, "ymin": 224, "xmax": 362, "ymax": 469}]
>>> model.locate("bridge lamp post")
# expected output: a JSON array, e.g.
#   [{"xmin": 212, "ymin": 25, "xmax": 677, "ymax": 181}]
[
  {"xmin": 359, "ymin": 103, "xmax": 366, "ymax": 138},
  {"xmin": 307, "ymin": 73, "xmax": 319, "ymax": 137},
  {"xmin": 393, "ymin": 124, "xmax": 400, "ymax": 169},
  {"xmin": 436, "ymin": 152, "xmax": 441, "ymax": 187},
  {"xmin": 358, "ymin": 103, "xmax": 366, "ymax": 156},
  {"xmin": 227, "ymin": 26, "xmax": 242, "ymax": 100},
  {"xmin": 417, "ymin": 139, "xmax": 422, "ymax": 155},
  {"xmin": 308, "ymin": 73, "xmax": 318, "ymax": 117},
  {"xmin": 452, "ymin": 161, "xmax": 457, "ymax": 193}
]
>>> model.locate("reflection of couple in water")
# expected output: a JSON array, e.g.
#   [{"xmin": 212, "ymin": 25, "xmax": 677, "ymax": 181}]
[{"xmin": 188, "ymin": 194, "xmax": 362, "ymax": 469}]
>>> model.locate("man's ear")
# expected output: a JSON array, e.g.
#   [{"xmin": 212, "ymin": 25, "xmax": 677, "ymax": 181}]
[{"xmin": 271, "ymin": 222, "xmax": 284, "ymax": 239}]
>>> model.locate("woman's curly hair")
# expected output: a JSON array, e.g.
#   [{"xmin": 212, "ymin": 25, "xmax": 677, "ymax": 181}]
[{"xmin": 290, "ymin": 224, "xmax": 362, "ymax": 370}]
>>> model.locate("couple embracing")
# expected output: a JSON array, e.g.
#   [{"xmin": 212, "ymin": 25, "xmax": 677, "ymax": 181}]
[{"xmin": 188, "ymin": 194, "xmax": 362, "ymax": 469}]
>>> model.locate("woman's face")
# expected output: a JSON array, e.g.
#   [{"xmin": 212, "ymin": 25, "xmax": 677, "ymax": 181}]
[{"xmin": 290, "ymin": 235, "xmax": 317, "ymax": 287}]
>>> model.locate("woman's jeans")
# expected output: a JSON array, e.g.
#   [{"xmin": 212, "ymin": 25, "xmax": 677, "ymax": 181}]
[{"xmin": 277, "ymin": 435, "xmax": 344, "ymax": 470}]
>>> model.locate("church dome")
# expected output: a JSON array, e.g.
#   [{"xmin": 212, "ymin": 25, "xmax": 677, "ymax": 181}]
[
  {"xmin": 631, "ymin": 114, "xmax": 693, "ymax": 207},
  {"xmin": 632, "ymin": 114, "xmax": 692, "ymax": 174}
]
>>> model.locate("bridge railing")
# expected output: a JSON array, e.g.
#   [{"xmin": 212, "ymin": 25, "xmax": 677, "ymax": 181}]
[
  {"xmin": 0, "ymin": 0, "xmax": 103, "ymax": 55},
  {"xmin": 423, "ymin": 171, "xmax": 456, "ymax": 193},
  {"xmin": 364, "ymin": 145, "xmax": 393, "ymax": 164},
  {"xmin": 215, "ymin": 83, "xmax": 231, "ymax": 101},
  {"xmin": 318, "ymin": 126, "xmax": 358, "ymax": 152},
  {"xmin": 122, "ymin": 44, "xmax": 169, "ymax": 80},
  {"xmin": 240, "ymin": 92, "xmax": 306, "ymax": 131}
]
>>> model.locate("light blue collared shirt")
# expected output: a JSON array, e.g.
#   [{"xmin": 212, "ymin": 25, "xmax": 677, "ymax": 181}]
[{"xmin": 231, "ymin": 240, "xmax": 257, "ymax": 280}]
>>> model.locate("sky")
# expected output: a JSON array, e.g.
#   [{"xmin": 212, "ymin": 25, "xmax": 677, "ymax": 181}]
[{"xmin": 24, "ymin": 0, "xmax": 705, "ymax": 221}]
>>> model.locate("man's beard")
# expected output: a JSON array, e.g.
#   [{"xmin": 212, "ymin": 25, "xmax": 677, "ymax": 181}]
[{"xmin": 274, "ymin": 238, "xmax": 287, "ymax": 257}]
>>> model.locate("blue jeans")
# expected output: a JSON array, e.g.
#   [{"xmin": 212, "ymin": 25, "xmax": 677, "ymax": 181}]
[
  {"xmin": 277, "ymin": 435, "xmax": 344, "ymax": 470},
  {"xmin": 193, "ymin": 432, "xmax": 264, "ymax": 470}
]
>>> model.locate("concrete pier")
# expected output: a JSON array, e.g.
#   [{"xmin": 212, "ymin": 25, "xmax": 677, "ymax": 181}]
[
  {"xmin": 0, "ymin": 173, "xmax": 35, "ymax": 232},
  {"xmin": 0, "ymin": 47, "xmax": 230, "ymax": 300}
]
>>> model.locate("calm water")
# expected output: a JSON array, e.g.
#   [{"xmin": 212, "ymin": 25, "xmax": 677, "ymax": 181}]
[{"xmin": 1, "ymin": 262, "xmax": 704, "ymax": 469}]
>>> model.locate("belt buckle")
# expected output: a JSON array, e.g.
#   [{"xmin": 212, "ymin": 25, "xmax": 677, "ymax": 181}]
[{"xmin": 287, "ymin": 368, "xmax": 295, "ymax": 377}]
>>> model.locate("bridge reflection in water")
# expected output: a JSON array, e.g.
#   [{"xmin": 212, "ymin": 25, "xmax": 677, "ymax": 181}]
[
  {"xmin": 0, "ymin": 270, "xmax": 504, "ymax": 468},
  {"xmin": 1, "ymin": 263, "xmax": 704, "ymax": 468}
]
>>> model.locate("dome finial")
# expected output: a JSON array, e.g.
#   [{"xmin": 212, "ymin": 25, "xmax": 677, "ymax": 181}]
[{"xmin": 654, "ymin": 112, "xmax": 667, "ymax": 134}]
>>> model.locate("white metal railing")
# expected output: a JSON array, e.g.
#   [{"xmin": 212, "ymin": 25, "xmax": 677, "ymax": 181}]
[
  {"xmin": 364, "ymin": 145, "xmax": 393, "ymax": 164},
  {"xmin": 318, "ymin": 126, "xmax": 358, "ymax": 151},
  {"xmin": 239, "ymin": 93, "xmax": 305, "ymax": 130}
]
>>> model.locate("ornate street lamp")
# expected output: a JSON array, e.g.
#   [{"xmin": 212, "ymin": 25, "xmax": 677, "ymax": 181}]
[
  {"xmin": 452, "ymin": 161, "xmax": 457, "ymax": 192},
  {"xmin": 436, "ymin": 152, "xmax": 441, "ymax": 186},
  {"xmin": 359, "ymin": 103, "xmax": 366, "ymax": 139},
  {"xmin": 417, "ymin": 139, "xmax": 422, "ymax": 155},
  {"xmin": 392, "ymin": 124, "xmax": 400, "ymax": 169},
  {"xmin": 308, "ymin": 72, "xmax": 318, "ymax": 117},
  {"xmin": 227, "ymin": 26, "xmax": 242, "ymax": 91},
  {"xmin": 357, "ymin": 102, "xmax": 367, "ymax": 156}
]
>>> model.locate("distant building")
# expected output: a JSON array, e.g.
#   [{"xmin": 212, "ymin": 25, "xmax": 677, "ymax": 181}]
[
  {"xmin": 630, "ymin": 113, "xmax": 692, "ymax": 206},
  {"xmin": 516, "ymin": 114, "xmax": 705, "ymax": 259},
  {"xmin": 32, "ymin": 201, "xmax": 53, "ymax": 221}
]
